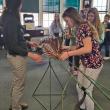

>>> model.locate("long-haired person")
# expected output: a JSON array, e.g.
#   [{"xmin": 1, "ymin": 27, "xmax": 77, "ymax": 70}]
[
  {"xmin": 59, "ymin": 7, "xmax": 103, "ymax": 110},
  {"xmin": 63, "ymin": 26, "xmax": 80, "ymax": 75},
  {"xmin": 49, "ymin": 13, "xmax": 63, "ymax": 38},
  {"xmin": 1, "ymin": 0, "xmax": 42, "ymax": 110},
  {"xmin": 87, "ymin": 8, "xmax": 103, "ymax": 42}
]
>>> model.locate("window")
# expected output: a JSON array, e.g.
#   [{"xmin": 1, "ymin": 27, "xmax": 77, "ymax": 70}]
[
  {"xmin": 93, "ymin": 0, "xmax": 108, "ymax": 21},
  {"xmin": 43, "ymin": 0, "xmax": 60, "ymax": 13},
  {"xmin": 43, "ymin": 13, "xmax": 54, "ymax": 28},
  {"xmin": 0, "ymin": 0, "xmax": 3, "ymax": 13},
  {"xmin": 43, "ymin": 0, "xmax": 60, "ymax": 28},
  {"xmin": 93, "ymin": 0, "xmax": 107, "ymax": 11}
]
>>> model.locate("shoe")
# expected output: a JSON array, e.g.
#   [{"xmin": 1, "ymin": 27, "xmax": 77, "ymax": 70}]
[
  {"xmin": 0, "ymin": 46, "xmax": 2, "ymax": 50},
  {"xmin": 103, "ymin": 57, "xmax": 110, "ymax": 60},
  {"xmin": 69, "ymin": 67, "xmax": 79, "ymax": 76},
  {"xmin": 9, "ymin": 105, "xmax": 22, "ymax": 110},
  {"xmin": 69, "ymin": 66, "xmax": 74, "ymax": 75},
  {"xmin": 20, "ymin": 102, "xmax": 28, "ymax": 109},
  {"xmin": 73, "ymin": 70, "xmax": 79, "ymax": 76},
  {"xmin": 9, "ymin": 102, "xmax": 28, "ymax": 110},
  {"xmin": 80, "ymin": 108, "xmax": 86, "ymax": 110}
]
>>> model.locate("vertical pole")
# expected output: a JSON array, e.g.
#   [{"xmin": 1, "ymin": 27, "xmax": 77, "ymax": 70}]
[
  {"xmin": 60, "ymin": 0, "xmax": 65, "ymax": 28},
  {"xmin": 39, "ymin": 0, "xmax": 43, "ymax": 26}
]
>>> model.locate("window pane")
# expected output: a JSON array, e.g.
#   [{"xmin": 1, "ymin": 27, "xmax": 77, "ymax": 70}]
[
  {"xmin": 93, "ymin": 0, "xmax": 107, "ymax": 22},
  {"xmin": 93, "ymin": 0, "xmax": 107, "ymax": 11},
  {"xmin": 43, "ymin": 0, "xmax": 60, "ymax": 13},
  {"xmin": 43, "ymin": 13, "xmax": 54, "ymax": 27}
]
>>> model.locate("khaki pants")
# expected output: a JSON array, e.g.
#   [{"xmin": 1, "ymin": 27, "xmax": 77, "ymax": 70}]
[
  {"xmin": 7, "ymin": 54, "xmax": 27, "ymax": 110},
  {"xmin": 76, "ymin": 64, "xmax": 103, "ymax": 110}
]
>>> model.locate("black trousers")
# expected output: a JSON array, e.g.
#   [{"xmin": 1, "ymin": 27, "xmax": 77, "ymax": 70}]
[
  {"xmin": 0, "ymin": 36, "xmax": 4, "ymax": 48},
  {"xmin": 65, "ymin": 38, "xmax": 80, "ymax": 68}
]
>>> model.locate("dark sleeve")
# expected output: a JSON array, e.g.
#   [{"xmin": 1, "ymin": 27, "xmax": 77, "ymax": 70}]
[
  {"xmin": 4, "ymin": 18, "xmax": 28, "ymax": 56},
  {"xmin": 107, "ymin": 23, "xmax": 110, "ymax": 29}
]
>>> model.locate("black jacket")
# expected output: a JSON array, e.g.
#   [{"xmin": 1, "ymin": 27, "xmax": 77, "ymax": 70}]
[{"xmin": 2, "ymin": 12, "xmax": 28, "ymax": 56}]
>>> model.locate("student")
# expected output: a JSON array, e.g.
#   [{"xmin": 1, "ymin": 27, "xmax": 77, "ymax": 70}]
[
  {"xmin": 0, "ymin": 19, "xmax": 4, "ymax": 50},
  {"xmin": 49, "ymin": 13, "xmax": 63, "ymax": 38},
  {"xmin": 1, "ymin": 0, "xmax": 42, "ymax": 110},
  {"xmin": 80, "ymin": 4, "xmax": 90, "ymax": 21},
  {"xmin": 87, "ymin": 8, "xmax": 103, "ymax": 42},
  {"xmin": 59, "ymin": 7, "xmax": 103, "ymax": 110},
  {"xmin": 63, "ymin": 27, "xmax": 79, "ymax": 75},
  {"xmin": 100, "ymin": 14, "xmax": 110, "ymax": 60}
]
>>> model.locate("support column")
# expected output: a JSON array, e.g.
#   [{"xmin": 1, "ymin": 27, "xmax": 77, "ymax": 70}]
[
  {"xmin": 80, "ymin": 0, "xmax": 83, "ymax": 10},
  {"xmin": 107, "ymin": 0, "xmax": 110, "ymax": 14},
  {"xmin": 38, "ymin": 0, "xmax": 43, "ymax": 26},
  {"xmin": 60, "ymin": 0, "xmax": 65, "ymax": 27},
  {"xmin": 3, "ymin": 0, "xmax": 5, "ymax": 7}
]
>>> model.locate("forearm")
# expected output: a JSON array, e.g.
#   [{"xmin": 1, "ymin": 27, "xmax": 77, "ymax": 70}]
[
  {"xmin": 68, "ymin": 47, "xmax": 92, "ymax": 56},
  {"xmin": 70, "ymin": 45, "xmax": 77, "ymax": 51},
  {"xmin": 105, "ymin": 29, "xmax": 110, "ymax": 32}
]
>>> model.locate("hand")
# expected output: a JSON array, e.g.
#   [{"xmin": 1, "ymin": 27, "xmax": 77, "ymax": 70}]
[
  {"xmin": 64, "ymin": 28, "xmax": 72, "ymax": 38},
  {"xmin": 61, "ymin": 45, "xmax": 70, "ymax": 50},
  {"xmin": 58, "ymin": 51, "xmax": 69, "ymax": 61},
  {"xmin": 45, "ymin": 50, "xmax": 57, "ymax": 58},
  {"xmin": 28, "ymin": 52, "xmax": 42, "ymax": 63},
  {"xmin": 28, "ymin": 41, "xmax": 38, "ymax": 47},
  {"xmin": 105, "ymin": 29, "xmax": 110, "ymax": 32}
]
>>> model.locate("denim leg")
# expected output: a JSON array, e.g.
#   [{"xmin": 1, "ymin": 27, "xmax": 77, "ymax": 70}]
[{"xmin": 105, "ymin": 42, "xmax": 109, "ymax": 57}]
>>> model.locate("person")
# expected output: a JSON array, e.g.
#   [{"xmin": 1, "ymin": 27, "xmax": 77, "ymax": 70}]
[
  {"xmin": 0, "ymin": 31, "xmax": 4, "ymax": 50},
  {"xmin": 1, "ymin": 0, "xmax": 42, "ymax": 110},
  {"xmin": 0, "ymin": 18, "xmax": 4, "ymax": 50},
  {"xmin": 87, "ymin": 8, "xmax": 104, "ymax": 42},
  {"xmin": 49, "ymin": 13, "xmax": 63, "ymax": 38},
  {"xmin": 80, "ymin": 4, "xmax": 90, "ymax": 21},
  {"xmin": 100, "ymin": 14, "xmax": 110, "ymax": 60},
  {"xmin": 59, "ymin": 7, "xmax": 103, "ymax": 110},
  {"xmin": 63, "ymin": 26, "xmax": 80, "ymax": 75}
]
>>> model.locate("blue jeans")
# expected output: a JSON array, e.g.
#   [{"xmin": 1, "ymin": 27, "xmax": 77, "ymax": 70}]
[{"xmin": 100, "ymin": 41, "xmax": 109, "ymax": 57}]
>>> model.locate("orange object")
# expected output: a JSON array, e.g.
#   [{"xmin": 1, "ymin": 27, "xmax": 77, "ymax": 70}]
[{"xmin": 28, "ymin": 52, "xmax": 42, "ymax": 63}]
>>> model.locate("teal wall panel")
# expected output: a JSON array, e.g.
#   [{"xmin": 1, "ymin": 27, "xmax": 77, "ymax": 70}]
[
  {"xmin": 0, "ymin": 0, "xmax": 3, "ymax": 5},
  {"xmin": 21, "ymin": 0, "xmax": 39, "ymax": 13},
  {"xmin": 64, "ymin": 0, "xmax": 80, "ymax": 10}
]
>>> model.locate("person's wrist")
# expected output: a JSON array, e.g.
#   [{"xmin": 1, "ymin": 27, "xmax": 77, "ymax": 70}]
[
  {"xmin": 67, "ymin": 51, "xmax": 70, "ymax": 57},
  {"xmin": 28, "ymin": 52, "xmax": 32, "ymax": 57},
  {"xmin": 69, "ymin": 46, "xmax": 71, "ymax": 51}
]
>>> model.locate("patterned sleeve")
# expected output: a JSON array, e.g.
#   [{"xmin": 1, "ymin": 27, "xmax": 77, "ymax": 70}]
[{"xmin": 78, "ymin": 23, "xmax": 93, "ymax": 39}]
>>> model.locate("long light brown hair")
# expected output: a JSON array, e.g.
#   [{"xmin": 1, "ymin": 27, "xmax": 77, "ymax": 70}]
[
  {"xmin": 87, "ymin": 8, "xmax": 103, "ymax": 38},
  {"xmin": 62, "ymin": 7, "xmax": 83, "ymax": 26},
  {"xmin": 62, "ymin": 7, "xmax": 100, "ymax": 41}
]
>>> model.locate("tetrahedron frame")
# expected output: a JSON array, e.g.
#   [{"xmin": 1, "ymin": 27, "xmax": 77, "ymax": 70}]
[{"xmin": 32, "ymin": 58, "xmax": 65, "ymax": 110}]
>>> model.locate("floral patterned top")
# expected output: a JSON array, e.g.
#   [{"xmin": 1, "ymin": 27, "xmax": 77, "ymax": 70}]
[{"xmin": 76, "ymin": 22, "xmax": 103, "ymax": 69}]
